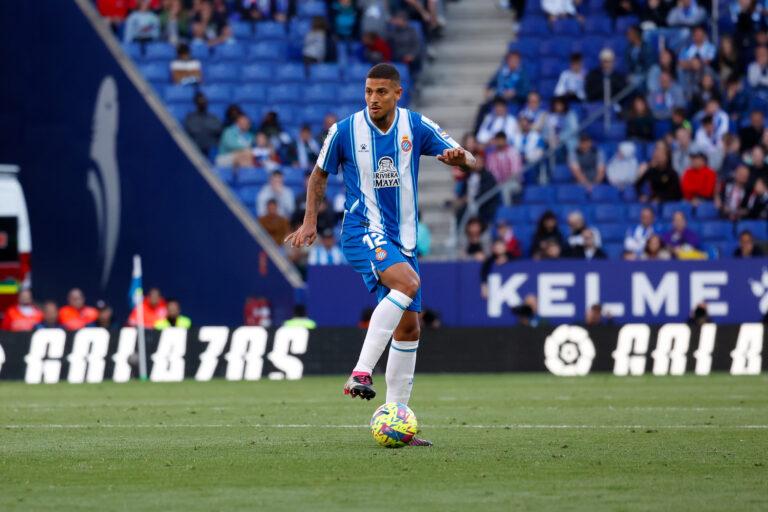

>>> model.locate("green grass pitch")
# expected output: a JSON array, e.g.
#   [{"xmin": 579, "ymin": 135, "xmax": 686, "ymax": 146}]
[{"xmin": 1, "ymin": 374, "xmax": 767, "ymax": 511}]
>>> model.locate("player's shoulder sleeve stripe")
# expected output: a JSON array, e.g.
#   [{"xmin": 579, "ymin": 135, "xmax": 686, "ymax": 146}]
[
  {"xmin": 317, "ymin": 122, "xmax": 340, "ymax": 172},
  {"xmin": 420, "ymin": 114, "xmax": 460, "ymax": 150}
]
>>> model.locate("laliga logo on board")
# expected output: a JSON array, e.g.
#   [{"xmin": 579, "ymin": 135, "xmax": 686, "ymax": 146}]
[{"xmin": 748, "ymin": 267, "xmax": 768, "ymax": 314}]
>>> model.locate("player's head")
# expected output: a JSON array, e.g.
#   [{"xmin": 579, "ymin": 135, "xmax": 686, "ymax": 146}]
[
  {"xmin": 365, "ymin": 63, "xmax": 403, "ymax": 122},
  {"xmin": 166, "ymin": 299, "xmax": 181, "ymax": 318},
  {"xmin": 147, "ymin": 287, "xmax": 162, "ymax": 306}
]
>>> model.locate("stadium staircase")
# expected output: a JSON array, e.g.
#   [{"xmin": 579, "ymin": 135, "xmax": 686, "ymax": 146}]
[{"xmin": 415, "ymin": 1, "xmax": 514, "ymax": 259}]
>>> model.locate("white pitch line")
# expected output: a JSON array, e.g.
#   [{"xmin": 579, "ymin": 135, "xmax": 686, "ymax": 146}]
[{"xmin": 2, "ymin": 424, "xmax": 768, "ymax": 430}]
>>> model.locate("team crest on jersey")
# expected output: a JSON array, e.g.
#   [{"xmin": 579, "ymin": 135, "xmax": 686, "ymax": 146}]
[
  {"xmin": 375, "ymin": 247, "xmax": 388, "ymax": 261},
  {"xmin": 401, "ymin": 136, "xmax": 412, "ymax": 152},
  {"xmin": 374, "ymin": 156, "xmax": 400, "ymax": 188}
]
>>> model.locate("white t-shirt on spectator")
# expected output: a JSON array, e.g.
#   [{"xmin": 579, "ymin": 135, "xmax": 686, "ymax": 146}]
[{"xmin": 476, "ymin": 113, "xmax": 520, "ymax": 145}]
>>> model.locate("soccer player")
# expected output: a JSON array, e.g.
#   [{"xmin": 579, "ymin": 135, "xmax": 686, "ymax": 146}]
[{"xmin": 285, "ymin": 63, "xmax": 475, "ymax": 446}]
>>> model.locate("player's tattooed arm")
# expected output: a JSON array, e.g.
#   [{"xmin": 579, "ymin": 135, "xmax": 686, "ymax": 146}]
[
  {"xmin": 436, "ymin": 147, "xmax": 476, "ymax": 172},
  {"xmin": 284, "ymin": 166, "xmax": 328, "ymax": 247}
]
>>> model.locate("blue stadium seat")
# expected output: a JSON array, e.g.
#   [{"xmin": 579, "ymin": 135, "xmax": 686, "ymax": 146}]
[
  {"xmin": 508, "ymin": 38, "xmax": 541, "ymax": 58},
  {"xmin": 616, "ymin": 16, "xmax": 640, "ymax": 33},
  {"xmin": 552, "ymin": 18, "xmax": 582, "ymax": 36},
  {"xmin": 519, "ymin": 16, "xmax": 549, "ymax": 38},
  {"xmin": 231, "ymin": 21, "xmax": 253, "ymax": 40},
  {"xmin": 275, "ymin": 105, "xmax": 300, "ymax": 125},
  {"xmin": 540, "ymin": 79, "xmax": 558, "ymax": 98},
  {"xmin": 593, "ymin": 204, "xmax": 626, "ymax": 222},
  {"xmin": 603, "ymin": 243, "xmax": 625, "ymax": 260},
  {"xmin": 241, "ymin": 103, "xmax": 269, "ymax": 122},
  {"xmin": 496, "ymin": 206, "xmax": 528, "ymax": 224},
  {"xmin": 661, "ymin": 201, "xmax": 693, "ymax": 220},
  {"xmin": 581, "ymin": 36, "xmax": 606, "ymax": 60},
  {"xmin": 237, "ymin": 167, "xmax": 267, "ymax": 186},
  {"xmin": 598, "ymin": 224, "xmax": 626, "ymax": 243},
  {"xmin": 214, "ymin": 42, "xmax": 247, "ymax": 61},
  {"xmin": 190, "ymin": 42, "xmax": 210, "ymax": 61},
  {"xmin": 299, "ymin": 105, "xmax": 328, "ymax": 124},
  {"xmin": 275, "ymin": 63, "xmax": 306, "ymax": 82},
  {"xmin": 700, "ymin": 221, "xmax": 734, "ymax": 241},
  {"xmin": 338, "ymin": 83, "xmax": 362, "ymax": 104},
  {"xmin": 626, "ymin": 203, "xmax": 649, "ymax": 221},
  {"xmin": 233, "ymin": 84, "xmax": 267, "ymax": 103},
  {"xmin": 551, "ymin": 164, "xmax": 574, "ymax": 183},
  {"xmin": 523, "ymin": 186, "xmax": 555, "ymax": 204},
  {"xmin": 718, "ymin": 241, "xmax": 740, "ymax": 258},
  {"xmin": 539, "ymin": 39, "xmax": 573, "ymax": 58},
  {"xmin": 591, "ymin": 184, "xmax": 621, "ymax": 203},
  {"xmin": 199, "ymin": 84, "xmax": 232, "ymax": 103},
  {"xmin": 267, "ymin": 84, "xmax": 302, "ymax": 104},
  {"xmin": 165, "ymin": 103, "xmax": 191, "ymax": 123},
  {"xmin": 310, "ymin": 63, "xmax": 341, "ymax": 83},
  {"xmin": 216, "ymin": 167, "xmax": 234, "ymax": 184},
  {"xmin": 736, "ymin": 220, "xmax": 768, "ymax": 240},
  {"xmin": 540, "ymin": 58, "xmax": 564, "ymax": 79},
  {"xmin": 163, "ymin": 84, "xmax": 195, "ymax": 103},
  {"xmin": 289, "ymin": 18, "xmax": 312, "ymax": 39},
  {"xmin": 622, "ymin": 187, "xmax": 637, "ymax": 202},
  {"xmin": 555, "ymin": 184, "xmax": 588, "ymax": 204},
  {"xmin": 206, "ymin": 62, "xmax": 240, "ymax": 82},
  {"xmin": 207, "ymin": 102, "xmax": 227, "ymax": 119},
  {"xmin": 344, "ymin": 62, "xmax": 370, "ymax": 82},
  {"xmin": 145, "ymin": 42, "xmax": 176, "ymax": 61},
  {"xmin": 526, "ymin": 204, "xmax": 554, "ymax": 223},
  {"xmin": 695, "ymin": 201, "xmax": 719, "ymax": 220},
  {"xmin": 560, "ymin": 204, "xmax": 593, "ymax": 223},
  {"xmin": 336, "ymin": 103, "xmax": 361, "ymax": 119},
  {"xmin": 587, "ymin": 0, "xmax": 605, "ymax": 13},
  {"xmin": 584, "ymin": 16, "xmax": 612, "ymax": 35},
  {"xmin": 255, "ymin": 21, "xmax": 287, "ymax": 41},
  {"xmin": 304, "ymin": 83, "xmax": 336, "ymax": 104},
  {"xmin": 241, "ymin": 63, "xmax": 272, "ymax": 82},
  {"xmin": 122, "ymin": 42, "xmax": 143, "ymax": 59},
  {"xmin": 298, "ymin": 1, "xmax": 327, "ymax": 18},
  {"xmin": 236, "ymin": 184, "xmax": 261, "ymax": 204},
  {"xmin": 138, "ymin": 62, "xmax": 169, "ymax": 82},
  {"xmin": 248, "ymin": 41, "xmax": 288, "ymax": 62},
  {"xmin": 516, "ymin": 226, "xmax": 536, "ymax": 255}
]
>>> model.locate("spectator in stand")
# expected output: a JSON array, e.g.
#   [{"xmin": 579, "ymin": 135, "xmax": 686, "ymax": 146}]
[
  {"xmin": 624, "ymin": 207, "xmax": 657, "ymax": 259},
  {"xmin": 681, "ymin": 152, "xmax": 717, "ymax": 202},
  {"xmin": 566, "ymin": 210, "xmax": 602, "ymax": 249},
  {"xmin": 1, "ymin": 289, "xmax": 42, "ymax": 331},
  {"xmin": 317, "ymin": 113, "xmax": 338, "ymax": 146},
  {"xmin": 720, "ymin": 134, "xmax": 743, "ymax": 178},
  {"xmin": 607, "ymin": 141, "xmax": 640, "ymax": 189},
  {"xmin": 735, "ymin": 230, "xmax": 765, "ymax": 257},
  {"xmin": 626, "ymin": 25, "xmax": 654, "ymax": 85},
  {"xmin": 36, "ymin": 301, "xmax": 62, "ymax": 330},
  {"xmin": 679, "ymin": 26, "xmax": 716, "ymax": 70},
  {"xmin": 332, "ymin": 0, "xmax": 359, "ymax": 40},
  {"xmin": 585, "ymin": 49, "xmax": 627, "ymax": 103},
  {"xmin": 647, "ymin": 71, "xmax": 686, "ymax": 120},
  {"xmin": 155, "ymin": 299, "xmax": 192, "ymax": 329},
  {"xmin": 626, "ymin": 96, "xmax": 656, "ymax": 142},
  {"xmin": 289, "ymin": 125, "xmax": 321, "ymax": 170},
  {"xmin": 663, "ymin": 211, "xmax": 702, "ymax": 256},
  {"xmin": 184, "ymin": 92, "xmax": 222, "ymax": 157},
  {"xmin": 257, "ymin": 170, "xmax": 295, "ymax": 218},
  {"xmin": 671, "ymin": 126, "xmax": 693, "ymax": 175},
  {"xmin": 97, "ymin": 0, "xmax": 129, "ymax": 30},
  {"xmin": 128, "ymin": 287, "xmax": 168, "ymax": 327},
  {"xmin": 283, "ymin": 304, "xmax": 317, "ymax": 329},
  {"xmin": 159, "ymin": 0, "xmax": 191, "ymax": 46},
  {"xmin": 512, "ymin": 115, "xmax": 545, "ymax": 164},
  {"xmin": 636, "ymin": 140, "xmax": 683, "ymax": 202},
  {"xmin": 722, "ymin": 76, "xmax": 749, "ymax": 125},
  {"xmin": 511, "ymin": 294, "xmax": 543, "ymax": 327},
  {"xmin": 715, "ymin": 35, "xmax": 741, "ymax": 82},
  {"xmin": 455, "ymin": 154, "xmax": 501, "ymax": 226},
  {"xmin": 669, "ymin": 107, "xmax": 692, "ymax": 136},
  {"xmin": 259, "ymin": 198, "xmax": 291, "ymax": 246},
  {"xmin": 485, "ymin": 51, "xmax": 530, "ymax": 105},
  {"xmin": 554, "ymin": 53, "xmax": 586, "ymax": 102},
  {"xmin": 252, "ymin": 131, "xmax": 281, "ymax": 171},
  {"xmin": 389, "ymin": 10, "xmax": 422, "ymax": 76},
  {"xmin": 123, "ymin": 0, "xmax": 161, "ymax": 43},
  {"xmin": 641, "ymin": 234, "xmax": 672, "ymax": 260},
  {"xmin": 362, "ymin": 31, "xmax": 393, "ymax": 63},
  {"xmin": 697, "ymin": 98, "xmax": 730, "ymax": 141},
  {"xmin": 747, "ymin": 45, "xmax": 768, "ymax": 91},
  {"xmin": 568, "ymin": 134, "xmax": 606, "ymax": 191},
  {"xmin": 647, "ymin": 48, "xmax": 677, "ymax": 94},
  {"xmin": 223, "ymin": 104, "xmax": 244, "ymax": 128},
  {"xmin": 485, "ymin": 131, "xmax": 523, "ymax": 202},
  {"xmin": 308, "ymin": 229, "xmax": 345, "ymax": 265},
  {"xmin": 359, "ymin": 0, "xmax": 391, "ymax": 36},
  {"xmin": 464, "ymin": 217, "xmax": 490, "ymax": 261},
  {"xmin": 58, "ymin": 288, "xmax": 99, "ymax": 331},
  {"xmin": 666, "ymin": 0, "xmax": 706, "ymax": 27},
  {"xmin": 95, "ymin": 301, "xmax": 115, "ymax": 330},
  {"xmin": 303, "ymin": 16, "xmax": 328, "ymax": 65},
  {"xmin": 739, "ymin": 110, "xmax": 766, "ymax": 152},
  {"xmin": 532, "ymin": 211, "xmax": 566, "ymax": 259},
  {"xmin": 495, "ymin": 219, "xmax": 523, "ymax": 257},
  {"xmin": 717, "ymin": 164, "xmax": 752, "ymax": 220},
  {"xmin": 291, "ymin": 172, "xmax": 337, "ymax": 231},
  {"xmin": 192, "ymin": 0, "xmax": 233, "ymax": 47},
  {"xmin": 693, "ymin": 115, "xmax": 724, "ymax": 171},
  {"xmin": 570, "ymin": 229, "xmax": 608, "ymax": 260},
  {"xmin": 745, "ymin": 177, "xmax": 768, "ymax": 218},
  {"xmin": 519, "ymin": 92, "xmax": 547, "ymax": 133},
  {"xmin": 747, "ymin": 145, "xmax": 768, "ymax": 184},
  {"xmin": 542, "ymin": 0, "xmax": 578, "ymax": 20},
  {"xmin": 476, "ymin": 98, "xmax": 519, "ymax": 145},
  {"xmin": 239, "ymin": 0, "xmax": 289, "ymax": 22},
  {"xmin": 244, "ymin": 296, "xmax": 271, "ymax": 327},
  {"xmin": 216, "ymin": 114, "xmax": 253, "ymax": 168},
  {"xmin": 259, "ymin": 111, "xmax": 291, "ymax": 150},
  {"xmin": 639, "ymin": 0, "xmax": 670, "ymax": 27},
  {"xmin": 545, "ymin": 97, "xmax": 580, "ymax": 155},
  {"xmin": 480, "ymin": 239, "xmax": 517, "ymax": 299},
  {"xmin": 689, "ymin": 72, "xmax": 721, "ymax": 116}
]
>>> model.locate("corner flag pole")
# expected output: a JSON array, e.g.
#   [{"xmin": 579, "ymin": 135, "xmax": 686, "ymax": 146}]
[{"xmin": 132, "ymin": 255, "xmax": 148, "ymax": 381}]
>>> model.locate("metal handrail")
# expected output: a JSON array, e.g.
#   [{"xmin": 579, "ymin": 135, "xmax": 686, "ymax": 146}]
[{"xmin": 454, "ymin": 80, "xmax": 642, "ymax": 257}]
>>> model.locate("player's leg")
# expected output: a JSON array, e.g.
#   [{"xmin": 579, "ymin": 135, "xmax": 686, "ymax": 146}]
[
  {"xmin": 386, "ymin": 310, "xmax": 420, "ymax": 405},
  {"xmin": 345, "ymin": 262, "xmax": 419, "ymax": 399}
]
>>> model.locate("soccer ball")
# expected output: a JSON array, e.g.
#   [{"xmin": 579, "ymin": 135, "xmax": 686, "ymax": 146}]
[{"xmin": 370, "ymin": 402, "xmax": 418, "ymax": 448}]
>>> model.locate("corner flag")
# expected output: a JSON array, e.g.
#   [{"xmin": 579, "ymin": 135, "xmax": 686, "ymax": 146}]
[{"xmin": 131, "ymin": 255, "xmax": 148, "ymax": 381}]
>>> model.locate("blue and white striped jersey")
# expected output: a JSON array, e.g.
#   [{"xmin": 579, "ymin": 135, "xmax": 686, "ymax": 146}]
[{"xmin": 316, "ymin": 107, "xmax": 460, "ymax": 254}]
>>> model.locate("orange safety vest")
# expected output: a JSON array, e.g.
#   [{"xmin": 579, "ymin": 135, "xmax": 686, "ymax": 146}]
[
  {"xmin": 58, "ymin": 305, "xmax": 99, "ymax": 331},
  {"xmin": 128, "ymin": 300, "xmax": 168, "ymax": 328},
  {"xmin": 1, "ymin": 305, "xmax": 43, "ymax": 331}
]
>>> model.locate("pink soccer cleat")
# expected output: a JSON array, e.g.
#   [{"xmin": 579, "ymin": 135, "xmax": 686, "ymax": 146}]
[{"xmin": 343, "ymin": 372, "xmax": 376, "ymax": 400}]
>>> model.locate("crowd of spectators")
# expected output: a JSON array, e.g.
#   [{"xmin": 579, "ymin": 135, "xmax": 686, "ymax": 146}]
[
  {"xmin": 0, "ymin": 287, "xmax": 191, "ymax": 332},
  {"xmin": 455, "ymin": 0, "xmax": 768, "ymax": 263}
]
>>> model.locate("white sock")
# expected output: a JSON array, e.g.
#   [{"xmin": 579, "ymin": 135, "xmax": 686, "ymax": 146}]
[
  {"xmin": 386, "ymin": 339, "xmax": 418, "ymax": 404},
  {"xmin": 353, "ymin": 290, "xmax": 412, "ymax": 374}
]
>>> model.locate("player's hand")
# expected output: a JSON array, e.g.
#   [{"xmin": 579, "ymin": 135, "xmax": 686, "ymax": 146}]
[
  {"xmin": 284, "ymin": 223, "xmax": 317, "ymax": 248},
  {"xmin": 436, "ymin": 148, "xmax": 470, "ymax": 167}
]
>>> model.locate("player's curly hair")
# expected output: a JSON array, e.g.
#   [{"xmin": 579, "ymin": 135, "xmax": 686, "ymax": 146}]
[{"xmin": 366, "ymin": 63, "xmax": 401, "ymax": 84}]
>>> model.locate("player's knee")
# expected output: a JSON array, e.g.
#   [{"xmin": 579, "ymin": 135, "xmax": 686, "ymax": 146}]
[{"xmin": 400, "ymin": 274, "xmax": 420, "ymax": 298}]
